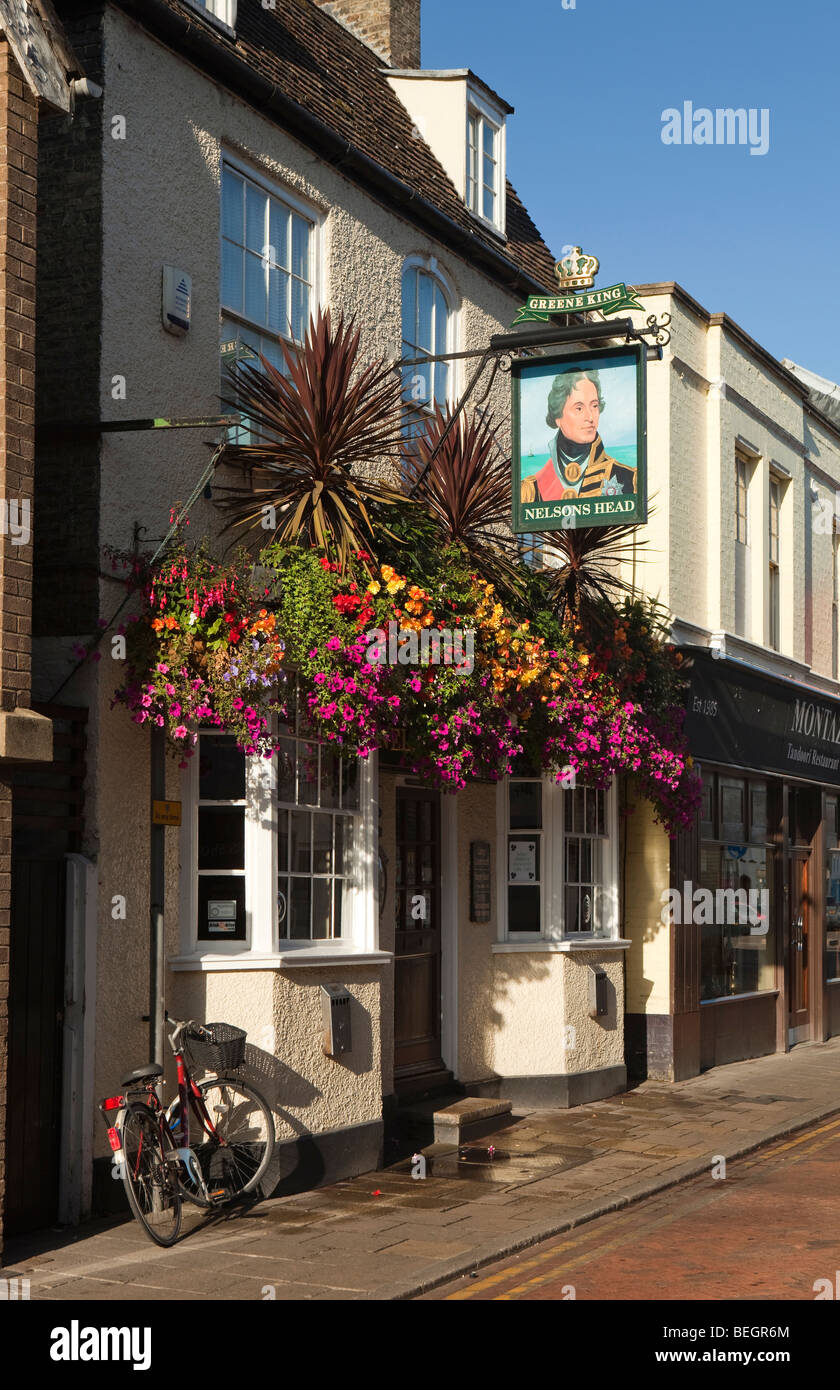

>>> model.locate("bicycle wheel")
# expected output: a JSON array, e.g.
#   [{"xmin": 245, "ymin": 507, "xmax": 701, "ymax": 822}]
[
  {"xmin": 170, "ymin": 1076, "xmax": 275, "ymax": 1203},
  {"xmin": 120, "ymin": 1102, "xmax": 182, "ymax": 1246}
]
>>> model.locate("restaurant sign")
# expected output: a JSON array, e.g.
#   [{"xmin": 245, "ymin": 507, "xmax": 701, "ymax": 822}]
[{"xmin": 685, "ymin": 651, "xmax": 840, "ymax": 787}]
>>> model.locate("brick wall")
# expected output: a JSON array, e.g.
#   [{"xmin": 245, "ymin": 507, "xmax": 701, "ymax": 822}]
[
  {"xmin": 313, "ymin": 0, "xmax": 421, "ymax": 68},
  {"xmin": 0, "ymin": 36, "xmax": 39, "ymax": 1252},
  {"xmin": 34, "ymin": 5, "xmax": 104, "ymax": 638}
]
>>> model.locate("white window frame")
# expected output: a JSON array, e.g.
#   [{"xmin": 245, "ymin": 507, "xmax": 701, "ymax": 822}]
[
  {"xmin": 185, "ymin": 0, "xmax": 237, "ymax": 34},
  {"xmin": 465, "ymin": 89, "xmax": 506, "ymax": 235},
  {"xmin": 400, "ymin": 255, "xmax": 459, "ymax": 445},
  {"xmin": 177, "ymin": 733, "xmax": 378, "ymax": 965},
  {"xmin": 220, "ymin": 153, "xmax": 321, "ymax": 354},
  {"xmin": 496, "ymin": 776, "xmax": 619, "ymax": 943}
]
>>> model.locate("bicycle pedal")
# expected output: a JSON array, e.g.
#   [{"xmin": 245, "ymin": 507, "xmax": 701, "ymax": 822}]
[{"xmin": 209, "ymin": 1188, "xmax": 228, "ymax": 1202}]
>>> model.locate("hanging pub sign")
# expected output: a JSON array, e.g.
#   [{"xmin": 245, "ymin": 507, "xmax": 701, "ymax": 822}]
[
  {"xmin": 512, "ymin": 342, "xmax": 648, "ymax": 532},
  {"xmin": 512, "ymin": 247, "xmax": 644, "ymax": 325}
]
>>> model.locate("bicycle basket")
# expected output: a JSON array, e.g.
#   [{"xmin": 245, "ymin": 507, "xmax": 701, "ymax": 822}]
[{"xmin": 185, "ymin": 1022, "xmax": 246, "ymax": 1071}]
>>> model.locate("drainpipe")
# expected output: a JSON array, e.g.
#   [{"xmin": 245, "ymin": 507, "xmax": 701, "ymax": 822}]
[{"xmin": 149, "ymin": 725, "xmax": 166, "ymax": 1066}]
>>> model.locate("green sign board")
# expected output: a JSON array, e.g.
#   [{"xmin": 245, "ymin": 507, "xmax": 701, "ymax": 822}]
[
  {"xmin": 513, "ymin": 282, "xmax": 644, "ymax": 325},
  {"xmin": 511, "ymin": 343, "xmax": 648, "ymax": 532}
]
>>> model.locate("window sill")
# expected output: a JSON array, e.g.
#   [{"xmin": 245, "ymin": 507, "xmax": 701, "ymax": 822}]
[
  {"xmin": 492, "ymin": 938, "xmax": 632, "ymax": 954},
  {"xmin": 170, "ymin": 949, "xmax": 393, "ymax": 972},
  {"xmin": 466, "ymin": 207, "xmax": 507, "ymax": 243}
]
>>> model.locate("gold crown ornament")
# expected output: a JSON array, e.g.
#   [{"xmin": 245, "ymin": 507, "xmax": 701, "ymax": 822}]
[{"xmin": 555, "ymin": 247, "xmax": 600, "ymax": 291}]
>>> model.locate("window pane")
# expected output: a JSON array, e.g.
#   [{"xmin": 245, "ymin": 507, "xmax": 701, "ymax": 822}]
[
  {"xmin": 334, "ymin": 816, "xmax": 349, "ymax": 875},
  {"xmin": 434, "ymin": 286, "xmax": 448, "ymax": 356},
  {"xmin": 289, "ymin": 878, "xmax": 311, "ymax": 939},
  {"xmin": 291, "ymin": 215, "xmax": 310, "ymax": 281},
  {"xmin": 333, "ymin": 880, "xmax": 344, "ymax": 938},
  {"xmin": 483, "ymin": 185, "xmax": 495, "ymax": 220},
  {"xmin": 198, "ymin": 807, "xmax": 244, "ymax": 870},
  {"xmin": 418, "ymin": 273, "xmax": 434, "ymax": 353},
  {"xmin": 278, "ymin": 808, "xmax": 288, "ymax": 872},
  {"xmin": 291, "ymin": 276, "xmax": 309, "ymax": 342},
  {"xmin": 199, "ymin": 736, "xmax": 245, "ymax": 800},
  {"xmin": 509, "ymin": 781, "xmax": 542, "ymax": 829},
  {"xmin": 221, "ymin": 240, "xmax": 243, "ymax": 313},
  {"xmin": 482, "ymin": 121, "xmax": 495, "ymax": 158},
  {"xmin": 312, "ymin": 878, "xmax": 331, "ymax": 939},
  {"xmin": 320, "ymin": 746, "xmax": 340, "ymax": 808},
  {"xmin": 198, "ymin": 875, "xmax": 246, "ymax": 943},
  {"xmin": 508, "ymin": 884, "xmax": 540, "ymax": 932},
  {"xmin": 268, "ymin": 201, "xmax": 289, "ymax": 272},
  {"xmin": 245, "ymin": 251, "xmax": 267, "ymax": 326},
  {"xmin": 277, "ymin": 876, "xmax": 289, "ymax": 938},
  {"xmin": 402, "ymin": 268, "xmax": 417, "ymax": 347},
  {"xmin": 291, "ymin": 810, "xmax": 311, "ymax": 872},
  {"xmin": 268, "ymin": 265, "xmax": 289, "ymax": 335},
  {"xmin": 245, "ymin": 183, "xmax": 266, "ymax": 252},
  {"xmin": 566, "ymin": 836, "xmax": 579, "ymax": 883},
  {"xmin": 435, "ymin": 360, "xmax": 449, "ymax": 406},
  {"xmin": 222, "ymin": 169, "xmax": 243, "ymax": 241},
  {"xmin": 298, "ymin": 744, "xmax": 318, "ymax": 804},
  {"xmin": 312, "ymin": 813, "xmax": 332, "ymax": 873},
  {"xmin": 342, "ymin": 759, "xmax": 360, "ymax": 810},
  {"xmin": 275, "ymin": 739, "xmax": 296, "ymax": 802}
]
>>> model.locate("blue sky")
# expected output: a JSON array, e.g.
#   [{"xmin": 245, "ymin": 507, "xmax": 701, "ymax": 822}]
[{"xmin": 422, "ymin": 0, "xmax": 840, "ymax": 383}]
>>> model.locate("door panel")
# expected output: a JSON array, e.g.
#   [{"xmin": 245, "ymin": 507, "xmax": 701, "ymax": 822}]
[
  {"xmin": 394, "ymin": 789, "xmax": 443, "ymax": 1076},
  {"xmin": 789, "ymin": 852, "xmax": 810, "ymax": 1045}
]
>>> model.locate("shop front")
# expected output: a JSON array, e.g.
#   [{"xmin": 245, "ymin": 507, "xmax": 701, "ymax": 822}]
[{"xmin": 685, "ymin": 651, "xmax": 840, "ymax": 1071}]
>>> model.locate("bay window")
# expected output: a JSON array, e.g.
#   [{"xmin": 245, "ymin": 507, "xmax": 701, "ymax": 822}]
[
  {"xmin": 180, "ymin": 709, "xmax": 375, "ymax": 960},
  {"xmin": 500, "ymin": 775, "xmax": 618, "ymax": 941}
]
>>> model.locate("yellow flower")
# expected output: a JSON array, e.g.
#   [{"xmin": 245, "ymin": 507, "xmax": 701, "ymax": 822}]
[
  {"xmin": 367, "ymin": 580, "xmax": 381, "ymax": 595},
  {"xmin": 579, "ymin": 654, "xmax": 589, "ymax": 666}
]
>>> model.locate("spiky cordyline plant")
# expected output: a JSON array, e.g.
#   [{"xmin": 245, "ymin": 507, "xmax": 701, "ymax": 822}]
[
  {"xmin": 214, "ymin": 309, "xmax": 406, "ymax": 572},
  {"xmin": 537, "ymin": 522, "xmax": 646, "ymax": 641},
  {"xmin": 402, "ymin": 405, "xmax": 524, "ymax": 596}
]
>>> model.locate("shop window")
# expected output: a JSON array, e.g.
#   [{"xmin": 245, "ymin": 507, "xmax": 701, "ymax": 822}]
[
  {"xmin": 700, "ymin": 775, "xmax": 776, "ymax": 1001},
  {"xmin": 825, "ymin": 796, "xmax": 840, "ymax": 983},
  {"xmin": 502, "ymin": 778, "xmax": 616, "ymax": 940}
]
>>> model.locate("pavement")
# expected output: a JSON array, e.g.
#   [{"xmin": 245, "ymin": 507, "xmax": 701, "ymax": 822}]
[{"xmin": 5, "ymin": 1037, "xmax": 840, "ymax": 1302}]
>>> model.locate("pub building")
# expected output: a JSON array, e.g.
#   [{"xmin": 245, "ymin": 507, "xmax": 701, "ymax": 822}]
[{"xmin": 624, "ymin": 648, "xmax": 840, "ymax": 1082}]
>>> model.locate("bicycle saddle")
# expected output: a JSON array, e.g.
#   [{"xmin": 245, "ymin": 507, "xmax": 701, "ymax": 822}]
[{"xmin": 120, "ymin": 1063, "xmax": 164, "ymax": 1087}]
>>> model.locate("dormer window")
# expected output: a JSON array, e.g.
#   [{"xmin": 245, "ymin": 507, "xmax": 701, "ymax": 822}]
[
  {"xmin": 467, "ymin": 108, "xmax": 500, "ymax": 225},
  {"xmin": 386, "ymin": 70, "xmax": 510, "ymax": 237}
]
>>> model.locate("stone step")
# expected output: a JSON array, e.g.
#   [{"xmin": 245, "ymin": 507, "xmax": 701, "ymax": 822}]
[{"xmin": 433, "ymin": 1097, "xmax": 513, "ymax": 1146}]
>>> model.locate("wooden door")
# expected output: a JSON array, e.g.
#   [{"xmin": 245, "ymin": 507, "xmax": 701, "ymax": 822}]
[
  {"xmin": 789, "ymin": 851, "xmax": 811, "ymax": 1045},
  {"xmin": 5, "ymin": 858, "xmax": 66, "ymax": 1235},
  {"xmin": 394, "ymin": 788, "xmax": 443, "ymax": 1078}
]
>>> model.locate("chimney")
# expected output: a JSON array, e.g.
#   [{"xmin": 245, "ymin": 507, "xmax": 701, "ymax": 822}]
[{"xmin": 313, "ymin": 1, "xmax": 421, "ymax": 70}]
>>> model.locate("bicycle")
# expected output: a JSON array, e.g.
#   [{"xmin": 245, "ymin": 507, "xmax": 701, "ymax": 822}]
[{"xmin": 100, "ymin": 1013, "xmax": 276, "ymax": 1246}]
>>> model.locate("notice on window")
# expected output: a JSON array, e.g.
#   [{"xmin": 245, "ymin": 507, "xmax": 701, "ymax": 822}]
[
  {"xmin": 208, "ymin": 899, "xmax": 237, "ymax": 933},
  {"xmin": 509, "ymin": 840, "xmax": 536, "ymax": 882}
]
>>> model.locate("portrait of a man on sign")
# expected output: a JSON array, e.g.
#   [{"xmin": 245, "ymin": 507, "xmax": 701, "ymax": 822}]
[{"xmin": 512, "ymin": 346, "xmax": 646, "ymax": 532}]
